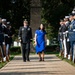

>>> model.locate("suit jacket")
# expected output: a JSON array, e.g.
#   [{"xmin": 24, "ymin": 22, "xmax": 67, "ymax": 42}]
[{"xmin": 19, "ymin": 26, "xmax": 32, "ymax": 43}]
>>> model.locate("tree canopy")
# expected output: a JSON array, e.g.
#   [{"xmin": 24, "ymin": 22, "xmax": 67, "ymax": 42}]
[
  {"xmin": 0, "ymin": 0, "xmax": 75, "ymax": 38},
  {"xmin": 41, "ymin": 0, "xmax": 75, "ymax": 38},
  {"xmin": 0, "ymin": 0, "xmax": 30, "ymax": 28}
]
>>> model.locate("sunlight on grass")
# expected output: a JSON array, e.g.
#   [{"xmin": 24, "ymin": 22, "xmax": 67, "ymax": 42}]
[{"xmin": 56, "ymin": 54, "xmax": 75, "ymax": 67}]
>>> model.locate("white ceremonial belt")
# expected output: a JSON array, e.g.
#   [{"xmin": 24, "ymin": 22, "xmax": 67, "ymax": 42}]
[
  {"xmin": 2, "ymin": 42, "xmax": 5, "ymax": 45},
  {"xmin": 73, "ymin": 29, "xmax": 75, "ymax": 31},
  {"xmin": 63, "ymin": 32, "xmax": 65, "ymax": 34},
  {"xmin": 67, "ymin": 38, "xmax": 69, "ymax": 42},
  {"xmin": 4, "ymin": 34, "xmax": 8, "ymax": 37},
  {"xmin": 18, "ymin": 37, "xmax": 21, "ymax": 40},
  {"xmin": 66, "ymin": 31, "xmax": 69, "ymax": 33}
]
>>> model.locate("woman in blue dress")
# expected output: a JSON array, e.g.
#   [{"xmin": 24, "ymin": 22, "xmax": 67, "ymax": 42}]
[{"xmin": 34, "ymin": 24, "xmax": 46, "ymax": 61}]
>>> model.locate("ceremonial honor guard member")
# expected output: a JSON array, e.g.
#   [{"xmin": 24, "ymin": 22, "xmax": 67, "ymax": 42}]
[
  {"xmin": 0, "ymin": 18, "xmax": 5, "ymax": 62},
  {"xmin": 18, "ymin": 20, "xmax": 32, "ymax": 62},
  {"xmin": 58, "ymin": 19, "xmax": 67, "ymax": 58},
  {"xmin": 72, "ymin": 12, "xmax": 75, "ymax": 63},
  {"xmin": 64, "ymin": 16, "xmax": 70, "ymax": 58},
  {"xmin": 62, "ymin": 21, "xmax": 67, "ymax": 58},
  {"xmin": 7, "ymin": 22, "xmax": 15, "ymax": 49},
  {"xmin": 2, "ymin": 19, "xmax": 9, "ymax": 62},
  {"xmin": 68, "ymin": 13, "xmax": 75, "ymax": 62},
  {"xmin": 5, "ymin": 22, "xmax": 15, "ymax": 62},
  {"xmin": 58, "ymin": 20, "xmax": 64, "ymax": 56}
]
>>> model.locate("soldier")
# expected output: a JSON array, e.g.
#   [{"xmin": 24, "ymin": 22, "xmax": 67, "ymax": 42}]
[
  {"xmin": 62, "ymin": 19, "xmax": 67, "ymax": 58},
  {"xmin": 64, "ymin": 16, "xmax": 70, "ymax": 58},
  {"xmin": 0, "ymin": 18, "xmax": 6, "ymax": 62},
  {"xmin": 71, "ymin": 13, "xmax": 75, "ymax": 63},
  {"xmin": 7, "ymin": 22, "xmax": 15, "ymax": 49},
  {"xmin": 5, "ymin": 22, "xmax": 15, "ymax": 62},
  {"xmin": 58, "ymin": 20, "xmax": 64, "ymax": 56},
  {"xmin": 58, "ymin": 19, "xmax": 66, "ymax": 58},
  {"xmin": 18, "ymin": 20, "xmax": 32, "ymax": 62},
  {"xmin": 2, "ymin": 19, "xmax": 8, "ymax": 62},
  {"xmin": 68, "ymin": 13, "xmax": 75, "ymax": 62}
]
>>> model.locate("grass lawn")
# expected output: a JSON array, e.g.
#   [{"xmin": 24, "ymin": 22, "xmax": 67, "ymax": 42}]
[
  {"xmin": 0, "ymin": 52, "xmax": 21, "ymax": 69},
  {"xmin": 56, "ymin": 53, "xmax": 75, "ymax": 67},
  {"xmin": 45, "ymin": 51, "xmax": 75, "ymax": 66}
]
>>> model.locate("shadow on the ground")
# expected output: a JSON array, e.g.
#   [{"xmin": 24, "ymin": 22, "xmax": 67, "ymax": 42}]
[
  {"xmin": 0, "ymin": 71, "xmax": 74, "ymax": 75},
  {"xmin": 13, "ymin": 55, "xmax": 62, "ymax": 62}
]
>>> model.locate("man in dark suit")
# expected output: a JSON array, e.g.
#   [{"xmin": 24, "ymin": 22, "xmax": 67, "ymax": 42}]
[{"xmin": 18, "ymin": 20, "xmax": 32, "ymax": 62}]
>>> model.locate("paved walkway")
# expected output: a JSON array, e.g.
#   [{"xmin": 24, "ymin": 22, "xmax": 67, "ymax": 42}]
[{"xmin": 0, "ymin": 54, "xmax": 75, "ymax": 75}]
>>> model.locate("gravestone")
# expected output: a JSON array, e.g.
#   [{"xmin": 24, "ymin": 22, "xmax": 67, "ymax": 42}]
[{"xmin": 30, "ymin": 0, "xmax": 41, "ymax": 36}]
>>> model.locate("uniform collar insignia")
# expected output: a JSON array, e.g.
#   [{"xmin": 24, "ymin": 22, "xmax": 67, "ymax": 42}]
[{"xmin": 28, "ymin": 28, "xmax": 30, "ymax": 30}]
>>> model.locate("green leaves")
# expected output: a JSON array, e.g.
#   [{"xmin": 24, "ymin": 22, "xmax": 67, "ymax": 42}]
[
  {"xmin": 0, "ymin": 0, "xmax": 30, "ymax": 29},
  {"xmin": 41, "ymin": 0, "xmax": 75, "ymax": 38}
]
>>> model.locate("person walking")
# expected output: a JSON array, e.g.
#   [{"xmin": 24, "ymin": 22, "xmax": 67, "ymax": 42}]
[
  {"xmin": 18, "ymin": 19, "xmax": 32, "ymax": 62},
  {"xmin": 34, "ymin": 24, "xmax": 47, "ymax": 61}
]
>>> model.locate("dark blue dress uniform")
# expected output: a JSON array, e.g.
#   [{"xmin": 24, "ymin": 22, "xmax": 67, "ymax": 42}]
[
  {"xmin": 19, "ymin": 26, "xmax": 32, "ymax": 62},
  {"xmin": 0, "ymin": 24, "xmax": 4, "ymax": 43},
  {"xmin": 65, "ymin": 21, "xmax": 70, "ymax": 55},
  {"xmin": 68, "ymin": 20, "xmax": 75, "ymax": 61},
  {"xmin": 0, "ymin": 23, "xmax": 5, "ymax": 58},
  {"xmin": 58, "ymin": 24, "xmax": 67, "ymax": 57},
  {"xmin": 59, "ymin": 25, "xmax": 67, "ymax": 41},
  {"xmin": 6, "ymin": 26, "xmax": 15, "ymax": 47},
  {"xmin": 58, "ymin": 26, "xmax": 63, "ymax": 51}
]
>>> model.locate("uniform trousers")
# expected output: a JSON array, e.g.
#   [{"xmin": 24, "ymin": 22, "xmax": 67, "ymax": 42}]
[
  {"xmin": 70, "ymin": 41, "xmax": 75, "ymax": 61},
  {"xmin": 0, "ymin": 43, "xmax": 5, "ymax": 58},
  {"xmin": 21, "ymin": 42, "xmax": 30, "ymax": 61},
  {"xmin": 66, "ymin": 41, "xmax": 70, "ymax": 55}
]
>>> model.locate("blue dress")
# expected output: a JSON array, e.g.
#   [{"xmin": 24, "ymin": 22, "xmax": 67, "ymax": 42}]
[{"xmin": 35, "ymin": 30, "xmax": 46, "ymax": 53}]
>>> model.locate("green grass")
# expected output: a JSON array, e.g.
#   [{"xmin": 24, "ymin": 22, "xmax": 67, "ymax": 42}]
[
  {"xmin": 0, "ymin": 62, "xmax": 7, "ymax": 69},
  {"xmin": 0, "ymin": 51, "xmax": 20, "ymax": 69},
  {"xmin": 45, "ymin": 51, "xmax": 59, "ymax": 54},
  {"xmin": 56, "ymin": 54, "xmax": 75, "ymax": 67}
]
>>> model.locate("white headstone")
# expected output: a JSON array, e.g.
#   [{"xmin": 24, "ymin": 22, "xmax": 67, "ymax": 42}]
[
  {"xmin": 18, "ymin": 42, "xmax": 21, "ymax": 46},
  {"xmin": 46, "ymin": 39, "xmax": 49, "ymax": 46},
  {"xmin": 14, "ymin": 41, "xmax": 18, "ymax": 46}
]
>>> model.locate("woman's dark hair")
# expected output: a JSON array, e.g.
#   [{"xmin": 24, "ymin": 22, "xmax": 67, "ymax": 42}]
[{"xmin": 38, "ymin": 24, "xmax": 45, "ymax": 32}]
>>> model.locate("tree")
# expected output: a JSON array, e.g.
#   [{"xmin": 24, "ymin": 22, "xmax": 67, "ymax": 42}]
[
  {"xmin": 0, "ymin": 0, "xmax": 30, "ymax": 29},
  {"xmin": 41, "ymin": 0, "xmax": 75, "ymax": 39}
]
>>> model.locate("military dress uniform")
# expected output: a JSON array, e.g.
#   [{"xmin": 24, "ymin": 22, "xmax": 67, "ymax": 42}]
[
  {"xmin": 0, "ymin": 23, "xmax": 5, "ymax": 59},
  {"xmin": 19, "ymin": 26, "xmax": 32, "ymax": 62},
  {"xmin": 6, "ymin": 23, "xmax": 15, "ymax": 50},
  {"xmin": 68, "ymin": 20, "xmax": 75, "ymax": 61},
  {"xmin": 58, "ymin": 26, "xmax": 63, "ymax": 53},
  {"xmin": 58, "ymin": 24, "xmax": 67, "ymax": 57},
  {"xmin": 62, "ymin": 25, "xmax": 67, "ymax": 58},
  {"xmin": 65, "ymin": 21, "xmax": 70, "ymax": 58}
]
